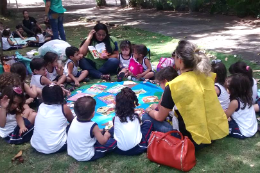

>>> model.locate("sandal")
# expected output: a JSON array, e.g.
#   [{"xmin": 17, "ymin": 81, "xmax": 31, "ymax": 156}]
[
  {"xmin": 101, "ymin": 74, "xmax": 111, "ymax": 81},
  {"xmin": 117, "ymin": 72, "xmax": 125, "ymax": 82}
]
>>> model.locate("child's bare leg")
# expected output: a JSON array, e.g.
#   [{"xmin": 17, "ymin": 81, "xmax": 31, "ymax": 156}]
[
  {"xmin": 57, "ymin": 74, "xmax": 67, "ymax": 85},
  {"xmin": 254, "ymin": 103, "xmax": 260, "ymax": 112},
  {"xmin": 66, "ymin": 76, "xmax": 72, "ymax": 83},
  {"xmin": 77, "ymin": 70, "xmax": 88, "ymax": 82},
  {"xmin": 143, "ymin": 72, "xmax": 154, "ymax": 79}
]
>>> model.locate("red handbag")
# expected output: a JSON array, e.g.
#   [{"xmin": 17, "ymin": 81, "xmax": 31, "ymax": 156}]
[{"xmin": 147, "ymin": 131, "xmax": 196, "ymax": 171}]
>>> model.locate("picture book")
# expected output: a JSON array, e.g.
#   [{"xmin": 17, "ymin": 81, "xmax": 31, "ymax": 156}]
[
  {"xmin": 142, "ymin": 96, "xmax": 159, "ymax": 103},
  {"xmin": 67, "ymin": 93, "xmax": 96, "ymax": 101},
  {"xmin": 88, "ymin": 43, "xmax": 107, "ymax": 59},
  {"xmin": 97, "ymin": 107, "xmax": 115, "ymax": 116},
  {"xmin": 87, "ymin": 84, "xmax": 107, "ymax": 93},
  {"xmin": 133, "ymin": 89, "xmax": 146, "ymax": 95},
  {"xmin": 135, "ymin": 108, "xmax": 145, "ymax": 118},
  {"xmin": 106, "ymin": 84, "xmax": 127, "ymax": 94},
  {"xmin": 98, "ymin": 94, "xmax": 116, "ymax": 105}
]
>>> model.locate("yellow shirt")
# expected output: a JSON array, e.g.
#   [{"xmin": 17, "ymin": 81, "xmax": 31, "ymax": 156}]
[{"xmin": 167, "ymin": 71, "xmax": 228, "ymax": 144}]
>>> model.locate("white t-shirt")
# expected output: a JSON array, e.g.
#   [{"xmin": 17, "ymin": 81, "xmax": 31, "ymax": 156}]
[
  {"xmin": 0, "ymin": 113, "xmax": 17, "ymax": 138},
  {"xmin": 215, "ymin": 83, "xmax": 230, "ymax": 110},
  {"xmin": 46, "ymin": 67, "xmax": 58, "ymax": 81},
  {"xmin": 31, "ymin": 103, "xmax": 68, "ymax": 154},
  {"xmin": 67, "ymin": 119, "xmax": 97, "ymax": 161},
  {"xmin": 2, "ymin": 37, "xmax": 11, "ymax": 50},
  {"xmin": 252, "ymin": 78, "xmax": 258, "ymax": 103},
  {"xmin": 37, "ymin": 34, "xmax": 45, "ymax": 43},
  {"xmin": 119, "ymin": 53, "xmax": 132, "ymax": 68},
  {"xmin": 231, "ymin": 99, "xmax": 258, "ymax": 137},
  {"xmin": 64, "ymin": 59, "xmax": 78, "ymax": 77},
  {"xmin": 114, "ymin": 115, "xmax": 142, "ymax": 151},
  {"xmin": 30, "ymin": 74, "xmax": 45, "ymax": 89}
]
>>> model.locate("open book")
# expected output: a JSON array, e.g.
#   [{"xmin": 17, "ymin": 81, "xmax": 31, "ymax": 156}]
[{"xmin": 88, "ymin": 43, "xmax": 107, "ymax": 59}]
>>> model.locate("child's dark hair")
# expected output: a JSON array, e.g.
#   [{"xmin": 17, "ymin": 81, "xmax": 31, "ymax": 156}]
[
  {"xmin": 74, "ymin": 96, "xmax": 96, "ymax": 121},
  {"xmin": 211, "ymin": 62, "xmax": 227, "ymax": 86},
  {"xmin": 30, "ymin": 58, "xmax": 45, "ymax": 72},
  {"xmin": 0, "ymin": 72, "xmax": 22, "ymax": 92},
  {"xmin": 10, "ymin": 62, "xmax": 27, "ymax": 82},
  {"xmin": 156, "ymin": 66, "xmax": 178, "ymax": 83},
  {"xmin": 229, "ymin": 61, "xmax": 253, "ymax": 87},
  {"xmin": 66, "ymin": 46, "xmax": 79, "ymax": 58},
  {"xmin": 44, "ymin": 52, "xmax": 58, "ymax": 65},
  {"xmin": 115, "ymin": 87, "xmax": 141, "ymax": 123},
  {"xmin": 134, "ymin": 44, "xmax": 148, "ymax": 57},
  {"xmin": 120, "ymin": 40, "xmax": 132, "ymax": 56},
  {"xmin": 16, "ymin": 24, "xmax": 23, "ymax": 30},
  {"xmin": 2, "ymin": 29, "xmax": 11, "ymax": 37},
  {"xmin": 226, "ymin": 74, "xmax": 252, "ymax": 109},
  {"xmin": 34, "ymin": 27, "xmax": 42, "ymax": 35},
  {"xmin": 42, "ymin": 85, "xmax": 64, "ymax": 105},
  {"xmin": 0, "ymin": 85, "xmax": 25, "ymax": 113}
]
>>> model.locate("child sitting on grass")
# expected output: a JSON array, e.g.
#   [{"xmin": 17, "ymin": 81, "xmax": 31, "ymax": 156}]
[
  {"xmin": 131, "ymin": 44, "xmax": 154, "ymax": 81},
  {"xmin": 117, "ymin": 40, "xmax": 133, "ymax": 82},
  {"xmin": 211, "ymin": 61, "xmax": 230, "ymax": 110},
  {"xmin": 67, "ymin": 96, "xmax": 116, "ymax": 161},
  {"xmin": 12, "ymin": 24, "xmax": 27, "ymax": 39},
  {"xmin": 225, "ymin": 74, "xmax": 258, "ymax": 139},
  {"xmin": 64, "ymin": 46, "xmax": 89, "ymax": 87},
  {"xmin": 30, "ymin": 58, "xmax": 52, "ymax": 90},
  {"xmin": 44, "ymin": 52, "xmax": 66, "ymax": 85},
  {"xmin": 110, "ymin": 87, "xmax": 153, "ymax": 155},
  {"xmin": 0, "ymin": 86, "xmax": 36, "ymax": 144},
  {"xmin": 2, "ymin": 29, "xmax": 25, "ymax": 51},
  {"xmin": 31, "ymin": 85, "xmax": 74, "ymax": 154},
  {"xmin": 144, "ymin": 66, "xmax": 179, "ymax": 132},
  {"xmin": 27, "ymin": 27, "xmax": 51, "ymax": 47},
  {"xmin": 229, "ymin": 61, "xmax": 258, "ymax": 103}
]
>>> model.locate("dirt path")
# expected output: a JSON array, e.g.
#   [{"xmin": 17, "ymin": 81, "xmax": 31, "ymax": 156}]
[{"xmin": 9, "ymin": 3, "xmax": 260, "ymax": 63}]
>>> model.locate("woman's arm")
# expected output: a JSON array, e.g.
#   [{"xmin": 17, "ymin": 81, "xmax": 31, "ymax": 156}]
[
  {"xmin": 79, "ymin": 30, "xmax": 96, "ymax": 56},
  {"xmin": 63, "ymin": 104, "xmax": 74, "ymax": 123},
  {"xmin": 45, "ymin": 1, "xmax": 51, "ymax": 22},
  {"xmin": 147, "ymin": 106, "xmax": 171, "ymax": 122},
  {"xmin": 225, "ymin": 100, "xmax": 239, "ymax": 118}
]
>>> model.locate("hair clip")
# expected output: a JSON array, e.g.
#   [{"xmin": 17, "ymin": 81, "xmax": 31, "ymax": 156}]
[
  {"xmin": 246, "ymin": 66, "xmax": 250, "ymax": 71},
  {"xmin": 13, "ymin": 87, "xmax": 23, "ymax": 94},
  {"xmin": 49, "ymin": 83, "xmax": 55, "ymax": 87}
]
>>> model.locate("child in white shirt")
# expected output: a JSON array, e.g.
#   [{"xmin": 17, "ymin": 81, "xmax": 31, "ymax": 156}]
[
  {"xmin": 44, "ymin": 52, "xmax": 66, "ymax": 85},
  {"xmin": 67, "ymin": 96, "xmax": 116, "ymax": 161},
  {"xmin": 110, "ymin": 87, "xmax": 153, "ymax": 155},
  {"xmin": 64, "ymin": 46, "xmax": 89, "ymax": 87},
  {"xmin": 225, "ymin": 74, "xmax": 258, "ymax": 139},
  {"xmin": 31, "ymin": 85, "xmax": 74, "ymax": 154},
  {"xmin": 211, "ymin": 61, "xmax": 230, "ymax": 110},
  {"xmin": 117, "ymin": 40, "xmax": 133, "ymax": 82}
]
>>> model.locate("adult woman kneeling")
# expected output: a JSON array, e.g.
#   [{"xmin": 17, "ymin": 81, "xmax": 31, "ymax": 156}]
[
  {"xmin": 143, "ymin": 40, "xmax": 229, "ymax": 147},
  {"xmin": 79, "ymin": 23, "xmax": 119, "ymax": 81}
]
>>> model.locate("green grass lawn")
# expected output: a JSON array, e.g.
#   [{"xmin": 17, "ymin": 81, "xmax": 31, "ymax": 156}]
[{"xmin": 1, "ymin": 14, "xmax": 260, "ymax": 173}]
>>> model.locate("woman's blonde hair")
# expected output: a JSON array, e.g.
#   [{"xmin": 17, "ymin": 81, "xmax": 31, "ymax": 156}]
[{"xmin": 175, "ymin": 40, "xmax": 211, "ymax": 76}]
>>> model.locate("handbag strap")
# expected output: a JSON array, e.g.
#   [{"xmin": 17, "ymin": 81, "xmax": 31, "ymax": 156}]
[
  {"xmin": 160, "ymin": 57, "xmax": 168, "ymax": 64},
  {"xmin": 157, "ymin": 130, "xmax": 183, "ymax": 142}
]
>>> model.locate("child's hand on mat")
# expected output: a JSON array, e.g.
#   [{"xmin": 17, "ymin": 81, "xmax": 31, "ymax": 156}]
[
  {"xmin": 0, "ymin": 95, "xmax": 10, "ymax": 109},
  {"xmin": 87, "ymin": 30, "xmax": 96, "ymax": 40},
  {"xmin": 19, "ymin": 126, "xmax": 28, "ymax": 135},
  {"xmin": 100, "ymin": 53, "xmax": 108, "ymax": 59}
]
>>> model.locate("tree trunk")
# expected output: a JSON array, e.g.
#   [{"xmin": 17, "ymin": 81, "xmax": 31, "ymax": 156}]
[
  {"xmin": 0, "ymin": 0, "xmax": 8, "ymax": 15},
  {"xmin": 120, "ymin": 0, "xmax": 127, "ymax": 7},
  {"xmin": 97, "ymin": 0, "xmax": 106, "ymax": 6}
]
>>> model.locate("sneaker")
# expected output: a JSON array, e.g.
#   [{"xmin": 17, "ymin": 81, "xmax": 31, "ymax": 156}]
[
  {"xmin": 131, "ymin": 77, "xmax": 138, "ymax": 81},
  {"xmin": 117, "ymin": 72, "xmax": 125, "ymax": 82},
  {"xmin": 139, "ymin": 77, "xmax": 145, "ymax": 81}
]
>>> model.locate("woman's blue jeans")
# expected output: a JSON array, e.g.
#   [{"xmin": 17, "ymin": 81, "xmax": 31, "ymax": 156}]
[
  {"xmin": 142, "ymin": 113, "xmax": 173, "ymax": 133},
  {"xmin": 79, "ymin": 58, "xmax": 119, "ymax": 79},
  {"xmin": 49, "ymin": 13, "xmax": 66, "ymax": 41}
]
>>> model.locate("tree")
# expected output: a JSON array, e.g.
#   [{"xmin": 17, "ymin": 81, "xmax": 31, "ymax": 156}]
[
  {"xmin": 120, "ymin": 0, "xmax": 127, "ymax": 7},
  {"xmin": 0, "ymin": 0, "xmax": 8, "ymax": 15}
]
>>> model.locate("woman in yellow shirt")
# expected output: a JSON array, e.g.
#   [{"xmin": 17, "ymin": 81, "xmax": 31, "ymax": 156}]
[{"xmin": 144, "ymin": 40, "xmax": 228, "ymax": 147}]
